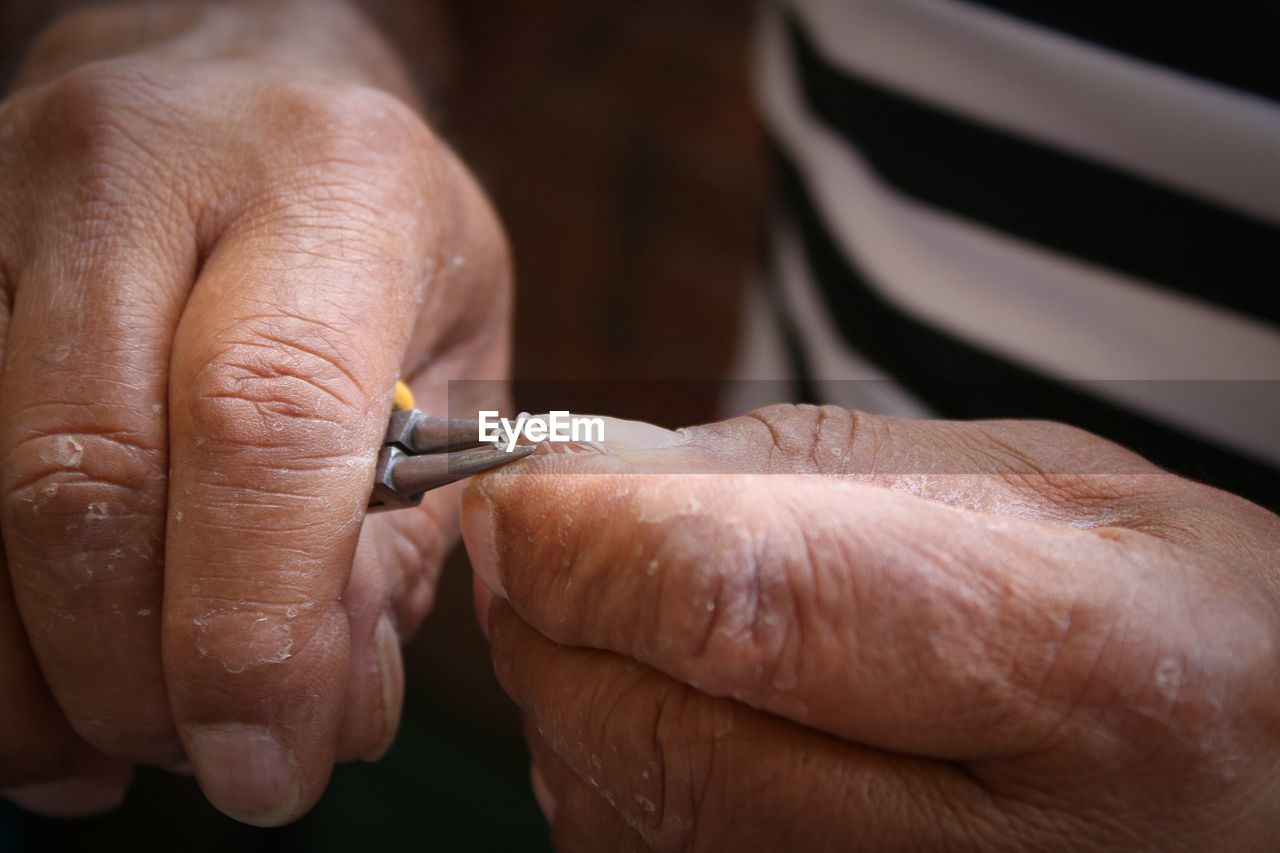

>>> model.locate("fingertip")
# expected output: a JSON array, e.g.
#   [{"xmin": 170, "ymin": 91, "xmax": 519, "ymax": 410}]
[
  {"xmin": 3, "ymin": 762, "xmax": 133, "ymax": 819},
  {"xmin": 473, "ymin": 574, "xmax": 493, "ymax": 641},
  {"xmin": 529, "ymin": 764, "xmax": 557, "ymax": 824},
  {"xmin": 365, "ymin": 613, "xmax": 404, "ymax": 762},
  {"xmin": 460, "ymin": 489, "xmax": 504, "ymax": 600},
  {"xmin": 186, "ymin": 726, "xmax": 301, "ymax": 827}
]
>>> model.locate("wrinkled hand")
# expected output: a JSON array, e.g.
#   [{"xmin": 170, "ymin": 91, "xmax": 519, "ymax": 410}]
[
  {"xmin": 465, "ymin": 407, "xmax": 1280, "ymax": 851},
  {"xmin": 0, "ymin": 2, "xmax": 509, "ymax": 825}
]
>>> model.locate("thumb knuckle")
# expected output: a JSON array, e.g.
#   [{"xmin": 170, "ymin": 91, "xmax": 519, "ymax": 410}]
[{"xmin": 702, "ymin": 404, "xmax": 866, "ymax": 474}]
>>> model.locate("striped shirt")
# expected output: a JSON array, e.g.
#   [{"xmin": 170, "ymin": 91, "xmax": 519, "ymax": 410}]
[{"xmin": 734, "ymin": 0, "xmax": 1280, "ymax": 509}]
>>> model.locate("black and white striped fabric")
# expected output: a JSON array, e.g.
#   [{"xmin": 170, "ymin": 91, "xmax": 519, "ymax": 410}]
[{"xmin": 736, "ymin": 0, "xmax": 1280, "ymax": 509}]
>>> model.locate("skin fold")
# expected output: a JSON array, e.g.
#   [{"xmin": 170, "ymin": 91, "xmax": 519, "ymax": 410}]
[{"xmin": 465, "ymin": 409, "xmax": 1280, "ymax": 851}]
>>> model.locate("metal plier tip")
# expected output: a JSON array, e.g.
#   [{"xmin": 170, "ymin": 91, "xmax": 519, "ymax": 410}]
[{"xmin": 368, "ymin": 409, "xmax": 534, "ymax": 513}]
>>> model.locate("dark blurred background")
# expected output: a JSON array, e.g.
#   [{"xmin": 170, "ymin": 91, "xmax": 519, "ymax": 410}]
[{"xmin": 0, "ymin": 1, "xmax": 766, "ymax": 849}]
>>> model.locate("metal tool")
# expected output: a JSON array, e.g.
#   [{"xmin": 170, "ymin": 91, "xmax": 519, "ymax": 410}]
[{"xmin": 368, "ymin": 396, "xmax": 534, "ymax": 513}]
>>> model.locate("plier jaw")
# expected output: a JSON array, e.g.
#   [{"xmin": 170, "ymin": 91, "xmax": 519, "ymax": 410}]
[{"xmin": 368, "ymin": 408, "xmax": 534, "ymax": 513}]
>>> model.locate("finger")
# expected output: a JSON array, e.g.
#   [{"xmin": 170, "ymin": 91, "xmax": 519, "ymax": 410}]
[
  {"xmin": 0, "ymin": 256, "xmax": 87, "ymax": 787},
  {"xmin": 333, "ymin": 529, "xmax": 403, "ymax": 763},
  {"xmin": 525, "ymin": 727, "xmax": 647, "ymax": 853},
  {"xmin": 0, "ymin": 132, "xmax": 194, "ymax": 761},
  {"xmin": 490, "ymin": 599, "xmax": 1019, "ymax": 852},
  {"xmin": 2, "ymin": 756, "xmax": 133, "ymax": 819},
  {"xmin": 0, "ymin": 112, "xmax": 134, "ymax": 802},
  {"xmin": 358, "ymin": 158, "xmax": 514, "ymax": 634},
  {"xmin": 552, "ymin": 776, "xmax": 649, "ymax": 853},
  {"xmin": 529, "ymin": 765, "xmax": 558, "ymax": 826},
  {"xmin": 163, "ymin": 100, "xmax": 454, "ymax": 826},
  {"xmin": 0, "ymin": 550, "xmax": 130, "ymax": 795},
  {"xmin": 473, "ymin": 573, "xmax": 493, "ymax": 640},
  {"xmin": 330, "ymin": 166, "xmax": 511, "ymax": 762},
  {"xmin": 464, "ymin": 430, "xmax": 1266, "ymax": 760}
]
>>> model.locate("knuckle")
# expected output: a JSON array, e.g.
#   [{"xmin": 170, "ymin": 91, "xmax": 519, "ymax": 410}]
[
  {"xmin": 642, "ymin": 687, "xmax": 735, "ymax": 851},
  {"xmin": 739, "ymin": 404, "xmax": 864, "ymax": 473},
  {"xmin": 261, "ymin": 82, "xmax": 437, "ymax": 195},
  {"xmin": 37, "ymin": 64, "xmax": 170, "ymax": 164},
  {"xmin": 606, "ymin": 680, "xmax": 689, "ymax": 845},
  {"xmin": 653, "ymin": 501, "xmax": 808, "ymax": 695},
  {"xmin": 241, "ymin": 82, "xmax": 451, "ymax": 259},
  {"xmin": 0, "ymin": 428, "xmax": 163, "ymax": 562},
  {"xmin": 557, "ymin": 667, "xmax": 727, "ymax": 850},
  {"xmin": 180, "ymin": 315, "xmax": 375, "ymax": 458},
  {"xmin": 19, "ymin": 64, "xmax": 184, "ymax": 228}
]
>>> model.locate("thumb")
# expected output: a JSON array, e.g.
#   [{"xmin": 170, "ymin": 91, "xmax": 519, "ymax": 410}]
[
  {"xmin": 688, "ymin": 404, "xmax": 1178, "ymax": 522},
  {"xmin": 463, "ymin": 403, "xmax": 1177, "ymax": 547},
  {"xmin": 460, "ymin": 408, "xmax": 1251, "ymax": 760}
]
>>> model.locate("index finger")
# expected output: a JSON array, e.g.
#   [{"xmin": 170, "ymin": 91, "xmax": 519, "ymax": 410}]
[
  {"xmin": 163, "ymin": 97, "xmax": 451, "ymax": 826},
  {"xmin": 462, "ymin": 430, "xmax": 1270, "ymax": 762}
]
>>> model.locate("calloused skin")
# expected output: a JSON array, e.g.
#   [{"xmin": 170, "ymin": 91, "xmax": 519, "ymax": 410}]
[
  {"xmin": 465, "ymin": 408, "xmax": 1280, "ymax": 851},
  {"xmin": 0, "ymin": 0, "xmax": 510, "ymax": 827}
]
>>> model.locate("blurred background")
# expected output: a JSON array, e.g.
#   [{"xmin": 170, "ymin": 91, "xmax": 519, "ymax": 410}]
[{"xmin": 0, "ymin": 0, "xmax": 766, "ymax": 849}]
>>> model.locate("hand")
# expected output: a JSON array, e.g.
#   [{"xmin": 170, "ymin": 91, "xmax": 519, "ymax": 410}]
[
  {"xmin": 464, "ymin": 407, "xmax": 1280, "ymax": 850},
  {"xmin": 0, "ymin": 1, "xmax": 510, "ymax": 825}
]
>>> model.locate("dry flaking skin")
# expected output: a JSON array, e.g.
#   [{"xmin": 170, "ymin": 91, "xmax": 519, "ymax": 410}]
[{"xmin": 463, "ymin": 406, "xmax": 1280, "ymax": 851}]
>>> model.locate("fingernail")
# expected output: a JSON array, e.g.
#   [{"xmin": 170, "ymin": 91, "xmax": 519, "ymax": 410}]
[
  {"xmin": 461, "ymin": 490, "xmax": 505, "ymax": 599},
  {"xmin": 473, "ymin": 575, "xmax": 493, "ymax": 640},
  {"xmin": 530, "ymin": 765, "xmax": 557, "ymax": 823},
  {"xmin": 369, "ymin": 613, "xmax": 404, "ymax": 761},
  {"xmin": 597, "ymin": 417, "xmax": 686, "ymax": 450},
  {"xmin": 187, "ymin": 725, "xmax": 299, "ymax": 827}
]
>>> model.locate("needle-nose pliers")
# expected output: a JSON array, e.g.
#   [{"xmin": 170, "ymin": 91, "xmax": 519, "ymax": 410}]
[{"xmin": 367, "ymin": 383, "xmax": 533, "ymax": 512}]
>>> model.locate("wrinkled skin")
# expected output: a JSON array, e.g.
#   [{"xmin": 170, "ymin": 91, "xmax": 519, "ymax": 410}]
[
  {"xmin": 0, "ymin": 1, "xmax": 509, "ymax": 826},
  {"xmin": 466, "ymin": 407, "xmax": 1280, "ymax": 851}
]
